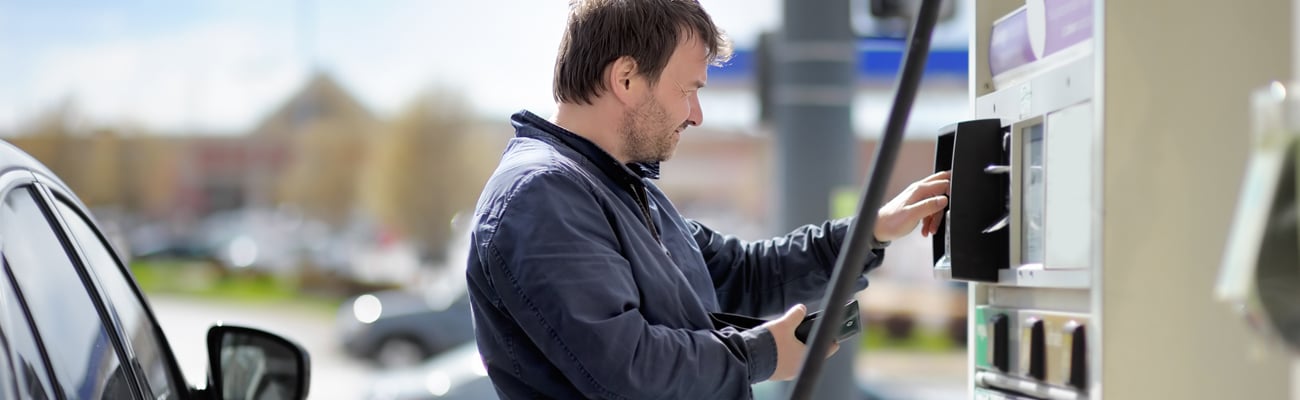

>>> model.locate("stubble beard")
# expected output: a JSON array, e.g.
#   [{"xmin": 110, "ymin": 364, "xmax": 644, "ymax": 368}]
[{"xmin": 621, "ymin": 97, "xmax": 679, "ymax": 164}]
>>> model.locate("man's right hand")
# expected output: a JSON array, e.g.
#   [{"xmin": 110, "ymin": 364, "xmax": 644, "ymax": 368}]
[{"xmin": 762, "ymin": 304, "xmax": 840, "ymax": 381}]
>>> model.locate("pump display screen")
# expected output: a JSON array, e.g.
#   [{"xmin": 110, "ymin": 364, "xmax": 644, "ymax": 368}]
[{"xmin": 1022, "ymin": 124, "xmax": 1045, "ymax": 265}]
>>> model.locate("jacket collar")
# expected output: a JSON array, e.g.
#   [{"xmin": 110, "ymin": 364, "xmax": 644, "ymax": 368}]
[{"xmin": 511, "ymin": 110, "xmax": 662, "ymax": 183}]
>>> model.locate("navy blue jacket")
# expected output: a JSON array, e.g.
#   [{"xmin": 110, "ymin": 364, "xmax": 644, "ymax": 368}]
[{"xmin": 465, "ymin": 111, "xmax": 884, "ymax": 400}]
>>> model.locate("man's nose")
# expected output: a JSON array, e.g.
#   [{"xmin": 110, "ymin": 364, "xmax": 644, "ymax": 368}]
[{"xmin": 688, "ymin": 95, "xmax": 703, "ymax": 127}]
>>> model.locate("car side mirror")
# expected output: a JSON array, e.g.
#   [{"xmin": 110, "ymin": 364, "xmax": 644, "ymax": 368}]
[{"xmin": 206, "ymin": 324, "xmax": 311, "ymax": 400}]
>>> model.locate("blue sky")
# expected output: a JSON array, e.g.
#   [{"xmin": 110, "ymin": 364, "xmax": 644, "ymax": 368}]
[{"xmin": 0, "ymin": 0, "xmax": 784, "ymax": 134}]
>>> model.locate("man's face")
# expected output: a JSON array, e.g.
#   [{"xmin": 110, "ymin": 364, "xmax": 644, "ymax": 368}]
[{"xmin": 621, "ymin": 38, "xmax": 708, "ymax": 164}]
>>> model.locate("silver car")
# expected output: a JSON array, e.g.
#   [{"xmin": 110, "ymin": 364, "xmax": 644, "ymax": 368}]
[{"xmin": 0, "ymin": 140, "xmax": 311, "ymax": 399}]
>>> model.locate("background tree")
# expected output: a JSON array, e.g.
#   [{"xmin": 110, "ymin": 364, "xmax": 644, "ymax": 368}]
[
  {"xmin": 12, "ymin": 100, "xmax": 82, "ymax": 188},
  {"xmin": 119, "ymin": 134, "xmax": 182, "ymax": 219},
  {"xmin": 278, "ymin": 120, "xmax": 369, "ymax": 226},
  {"xmin": 79, "ymin": 128, "xmax": 124, "ymax": 207},
  {"xmin": 271, "ymin": 73, "xmax": 377, "ymax": 227},
  {"xmin": 360, "ymin": 89, "xmax": 497, "ymax": 264}
]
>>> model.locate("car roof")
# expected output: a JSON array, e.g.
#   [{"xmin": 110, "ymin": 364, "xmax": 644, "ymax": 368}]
[{"xmin": 0, "ymin": 139, "xmax": 76, "ymax": 196}]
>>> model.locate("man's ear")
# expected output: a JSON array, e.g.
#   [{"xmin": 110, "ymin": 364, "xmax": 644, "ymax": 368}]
[{"xmin": 606, "ymin": 55, "xmax": 643, "ymax": 105}]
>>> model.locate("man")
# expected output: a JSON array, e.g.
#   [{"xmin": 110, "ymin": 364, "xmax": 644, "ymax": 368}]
[{"xmin": 465, "ymin": 0, "xmax": 950, "ymax": 398}]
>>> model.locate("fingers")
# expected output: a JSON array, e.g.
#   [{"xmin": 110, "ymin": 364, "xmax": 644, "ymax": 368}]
[
  {"xmin": 778, "ymin": 304, "xmax": 807, "ymax": 327},
  {"xmin": 920, "ymin": 170, "xmax": 951, "ymax": 183},
  {"xmin": 906, "ymin": 194, "xmax": 948, "ymax": 214},
  {"xmin": 925, "ymin": 209, "xmax": 946, "ymax": 236},
  {"xmin": 787, "ymin": 304, "xmax": 807, "ymax": 320},
  {"xmin": 921, "ymin": 213, "xmax": 937, "ymax": 237},
  {"xmin": 876, "ymin": 174, "xmax": 950, "ymax": 241},
  {"xmin": 911, "ymin": 179, "xmax": 951, "ymax": 199}
]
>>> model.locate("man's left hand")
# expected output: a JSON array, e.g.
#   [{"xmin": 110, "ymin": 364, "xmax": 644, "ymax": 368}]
[{"xmin": 874, "ymin": 171, "xmax": 951, "ymax": 243}]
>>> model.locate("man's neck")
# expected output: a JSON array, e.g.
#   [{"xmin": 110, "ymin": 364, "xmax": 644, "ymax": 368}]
[{"xmin": 553, "ymin": 102, "xmax": 629, "ymax": 164}]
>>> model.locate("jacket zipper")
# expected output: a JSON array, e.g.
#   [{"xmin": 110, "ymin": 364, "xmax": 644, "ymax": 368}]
[{"xmin": 629, "ymin": 184, "xmax": 663, "ymax": 245}]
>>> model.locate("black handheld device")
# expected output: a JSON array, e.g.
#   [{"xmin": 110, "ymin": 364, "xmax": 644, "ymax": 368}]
[
  {"xmin": 707, "ymin": 300, "xmax": 861, "ymax": 344},
  {"xmin": 794, "ymin": 299, "xmax": 861, "ymax": 344}
]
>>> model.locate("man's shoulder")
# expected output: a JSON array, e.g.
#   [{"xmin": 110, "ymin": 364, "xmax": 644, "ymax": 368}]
[
  {"xmin": 472, "ymin": 138, "xmax": 608, "ymax": 252},
  {"xmin": 499, "ymin": 136, "xmax": 578, "ymax": 170},
  {"xmin": 477, "ymin": 138, "xmax": 610, "ymax": 218},
  {"xmin": 491, "ymin": 137, "xmax": 595, "ymax": 189}
]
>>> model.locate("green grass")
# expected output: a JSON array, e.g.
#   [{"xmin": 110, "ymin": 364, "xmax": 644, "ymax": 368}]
[
  {"xmin": 859, "ymin": 325, "xmax": 960, "ymax": 353},
  {"xmin": 130, "ymin": 260, "xmax": 344, "ymax": 315}
]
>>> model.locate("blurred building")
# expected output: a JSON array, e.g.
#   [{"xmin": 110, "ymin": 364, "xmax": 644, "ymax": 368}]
[
  {"xmin": 8, "ymin": 72, "xmax": 376, "ymax": 223},
  {"xmin": 189, "ymin": 72, "xmax": 377, "ymax": 218}
]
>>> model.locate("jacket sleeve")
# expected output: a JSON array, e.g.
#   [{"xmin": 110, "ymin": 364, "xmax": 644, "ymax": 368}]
[
  {"xmin": 482, "ymin": 171, "xmax": 776, "ymax": 400},
  {"xmin": 689, "ymin": 218, "xmax": 886, "ymax": 317}
]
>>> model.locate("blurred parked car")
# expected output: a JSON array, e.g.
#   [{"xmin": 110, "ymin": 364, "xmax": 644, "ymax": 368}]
[
  {"xmin": 365, "ymin": 341, "xmax": 494, "ymax": 400},
  {"xmin": 130, "ymin": 230, "xmax": 218, "ymax": 263},
  {"xmin": 336, "ymin": 287, "xmax": 475, "ymax": 368},
  {"xmin": 0, "ymin": 140, "xmax": 310, "ymax": 399},
  {"xmin": 200, "ymin": 208, "xmax": 313, "ymax": 272},
  {"xmin": 339, "ymin": 224, "xmax": 476, "ymax": 368}
]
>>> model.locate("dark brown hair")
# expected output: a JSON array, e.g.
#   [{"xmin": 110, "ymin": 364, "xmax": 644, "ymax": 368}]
[{"xmin": 553, "ymin": 0, "xmax": 733, "ymax": 105}]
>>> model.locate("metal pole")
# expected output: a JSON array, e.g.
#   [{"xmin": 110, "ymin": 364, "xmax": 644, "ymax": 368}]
[
  {"xmin": 786, "ymin": 1, "xmax": 941, "ymax": 399},
  {"xmin": 1293, "ymin": 3, "xmax": 1300, "ymax": 397},
  {"xmin": 774, "ymin": 0, "xmax": 858, "ymax": 397}
]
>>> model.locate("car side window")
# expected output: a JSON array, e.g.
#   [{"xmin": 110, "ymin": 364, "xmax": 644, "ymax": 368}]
[
  {"xmin": 0, "ymin": 261, "xmax": 46, "ymax": 400},
  {"xmin": 53, "ymin": 198, "xmax": 181, "ymax": 400},
  {"xmin": 1, "ymin": 187, "xmax": 130, "ymax": 399},
  {"xmin": 0, "ymin": 323, "xmax": 16, "ymax": 399}
]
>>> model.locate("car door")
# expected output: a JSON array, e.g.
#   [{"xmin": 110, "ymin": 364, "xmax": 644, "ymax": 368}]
[
  {"xmin": 42, "ymin": 183, "xmax": 189, "ymax": 400},
  {"xmin": 0, "ymin": 233, "xmax": 55, "ymax": 400},
  {"xmin": 0, "ymin": 180, "xmax": 141, "ymax": 399},
  {"xmin": 0, "ymin": 260, "xmax": 56, "ymax": 400}
]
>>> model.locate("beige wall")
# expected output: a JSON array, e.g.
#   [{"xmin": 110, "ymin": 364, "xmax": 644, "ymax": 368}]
[{"xmin": 1100, "ymin": 0, "xmax": 1292, "ymax": 398}]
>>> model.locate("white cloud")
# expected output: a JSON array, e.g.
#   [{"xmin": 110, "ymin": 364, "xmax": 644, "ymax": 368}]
[
  {"xmin": 316, "ymin": 0, "xmax": 778, "ymax": 122},
  {"xmin": 26, "ymin": 21, "xmax": 304, "ymax": 133},
  {"xmin": 6, "ymin": 0, "xmax": 784, "ymax": 132},
  {"xmin": 312, "ymin": 1, "xmax": 569, "ymax": 120}
]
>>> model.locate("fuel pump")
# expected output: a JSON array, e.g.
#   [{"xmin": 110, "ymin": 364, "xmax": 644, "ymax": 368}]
[
  {"xmin": 939, "ymin": 0, "xmax": 1292, "ymax": 398},
  {"xmin": 935, "ymin": 2, "xmax": 1096, "ymax": 398}
]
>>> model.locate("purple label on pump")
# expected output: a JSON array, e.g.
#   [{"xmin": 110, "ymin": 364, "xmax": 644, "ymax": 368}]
[
  {"xmin": 989, "ymin": 8, "xmax": 1035, "ymax": 76},
  {"xmin": 1042, "ymin": 0, "xmax": 1093, "ymax": 56}
]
